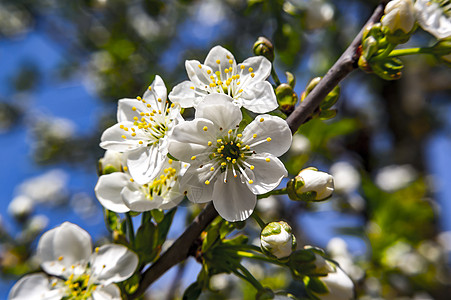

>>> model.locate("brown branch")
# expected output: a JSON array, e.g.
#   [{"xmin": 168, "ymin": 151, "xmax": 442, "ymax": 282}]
[
  {"xmin": 131, "ymin": 1, "xmax": 389, "ymax": 297},
  {"xmin": 286, "ymin": 0, "xmax": 388, "ymax": 133}
]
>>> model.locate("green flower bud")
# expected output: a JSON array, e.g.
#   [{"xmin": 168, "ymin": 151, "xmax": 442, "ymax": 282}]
[
  {"xmin": 287, "ymin": 167, "xmax": 334, "ymax": 202},
  {"xmin": 253, "ymin": 36, "xmax": 275, "ymax": 62},
  {"xmin": 261, "ymin": 221, "xmax": 297, "ymax": 259},
  {"xmin": 371, "ymin": 57, "xmax": 404, "ymax": 80},
  {"xmin": 276, "ymin": 83, "xmax": 298, "ymax": 115}
]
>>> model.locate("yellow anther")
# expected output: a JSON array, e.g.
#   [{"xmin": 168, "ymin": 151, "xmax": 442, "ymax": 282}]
[
  {"xmin": 190, "ymin": 86, "xmax": 195, "ymax": 90},
  {"xmin": 253, "ymin": 134, "xmax": 257, "ymax": 138},
  {"xmin": 139, "ymin": 141, "xmax": 143, "ymax": 144},
  {"xmin": 58, "ymin": 256, "xmax": 63, "ymax": 261},
  {"xmin": 265, "ymin": 158, "xmax": 271, "ymax": 162},
  {"xmin": 147, "ymin": 104, "xmax": 151, "ymax": 108},
  {"xmin": 131, "ymin": 132, "xmax": 136, "ymax": 137},
  {"xmin": 198, "ymin": 64, "xmax": 202, "ymax": 69},
  {"xmin": 132, "ymin": 106, "xmax": 137, "ymax": 111},
  {"xmin": 236, "ymin": 74, "xmax": 240, "ymax": 79},
  {"xmin": 237, "ymin": 133, "xmax": 242, "ymax": 137},
  {"xmin": 250, "ymin": 165, "xmax": 255, "ymax": 170},
  {"xmin": 260, "ymin": 118, "xmax": 264, "ymax": 122},
  {"xmin": 205, "ymin": 180, "xmax": 210, "ymax": 185},
  {"xmin": 266, "ymin": 137, "xmax": 271, "ymax": 142},
  {"xmin": 240, "ymin": 65, "xmax": 245, "ymax": 69},
  {"xmin": 148, "ymin": 86, "xmax": 152, "ymax": 91},
  {"xmin": 224, "ymin": 69, "xmax": 229, "ymax": 73},
  {"xmin": 121, "ymin": 135, "xmax": 126, "ymax": 139},
  {"xmin": 124, "ymin": 127, "xmax": 128, "ymax": 131},
  {"xmin": 210, "ymin": 167, "xmax": 215, "ymax": 171},
  {"xmin": 95, "ymin": 247, "xmax": 99, "ymax": 253},
  {"xmin": 133, "ymin": 116, "xmax": 138, "ymax": 121},
  {"xmin": 123, "ymin": 166, "xmax": 128, "ymax": 171},
  {"xmin": 217, "ymin": 139, "xmax": 222, "ymax": 143},
  {"xmin": 191, "ymin": 156, "xmax": 196, "ymax": 160},
  {"xmin": 229, "ymin": 59, "xmax": 233, "ymax": 64},
  {"xmin": 209, "ymin": 83, "xmax": 216, "ymax": 88},
  {"xmin": 226, "ymin": 157, "xmax": 231, "ymax": 161},
  {"xmin": 217, "ymin": 80, "xmax": 222, "ymax": 85},
  {"xmin": 228, "ymin": 129, "xmax": 232, "ymax": 134},
  {"xmin": 130, "ymin": 178, "xmax": 134, "ymax": 182},
  {"xmin": 245, "ymin": 145, "xmax": 250, "ymax": 150},
  {"xmin": 216, "ymin": 59, "xmax": 220, "ymax": 64},
  {"xmin": 249, "ymin": 180, "xmax": 254, "ymax": 184},
  {"xmin": 208, "ymin": 141, "xmax": 212, "ymax": 146},
  {"xmin": 120, "ymin": 125, "xmax": 124, "ymax": 129},
  {"xmin": 207, "ymin": 70, "xmax": 211, "ymax": 74},
  {"xmin": 238, "ymin": 89, "xmax": 243, "ymax": 93},
  {"xmin": 236, "ymin": 143, "xmax": 241, "ymax": 147},
  {"xmin": 158, "ymin": 98, "xmax": 162, "ymax": 102},
  {"xmin": 232, "ymin": 159, "xmax": 237, "ymax": 164},
  {"xmin": 137, "ymin": 96, "xmax": 142, "ymax": 100},
  {"xmin": 203, "ymin": 126, "xmax": 208, "ymax": 131},
  {"xmin": 215, "ymin": 71, "xmax": 221, "ymax": 76},
  {"xmin": 221, "ymin": 162, "xmax": 227, "ymax": 166},
  {"xmin": 168, "ymin": 159, "xmax": 173, "ymax": 164}
]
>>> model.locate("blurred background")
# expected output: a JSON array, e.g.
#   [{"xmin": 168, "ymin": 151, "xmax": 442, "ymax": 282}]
[{"xmin": 1, "ymin": 0, "xmax": 451, "ymax": 299}]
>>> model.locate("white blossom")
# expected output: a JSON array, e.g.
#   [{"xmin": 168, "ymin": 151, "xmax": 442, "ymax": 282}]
[
  {"xmin": 168, "ymin": 94, "xmax": 291, "ymax": 221},
  {"xmin": 312, "ymin": 266, "xmax": 355, "ymax": 300},
  {"xmin": 95, "ymin": 159, "xmax": 188, "ymax": 213},
  {"xmin": 100, "ymin": 75, "xmax": 183, "ymax": 184},
  {"xmin": 415, "ymin": 0, "xmax": 451, "ymax": 39},
  {"xmin": 375, "ymin": 164, "xmax": 416, "ymax": 192},
  {"xmin": 329, "ymin": 162, "xmax": 360, "ymax": 194},
  {"xmin": 9, "ymin": 222, "xmax": 138, "ymax": 300},
  {"xmin": 169, "ymin": 45, "xmax": 278, "ymax": 113},
  {"xmin": 294, "ymin": 168, "xmax": 334, "ymax": 201}
]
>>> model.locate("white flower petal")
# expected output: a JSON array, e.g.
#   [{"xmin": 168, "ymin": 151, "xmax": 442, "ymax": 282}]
[
  {"xmin": 185, "ymin": 60, "xmax": 214, "ymax": 87},
  {"xmin": 127, "ymin": 146, "xmax": 165, "ymax": 184},
  {"xmin": 240, "ymin": 81, "xmax": 278, "ymax": 113},
  {"xmin": 92, "ymin": 284, "xmax": 122, "ymax": 300},
  {"xmin": 239, "ymin": 56, "xmax": 271, "ymax": 83},
  {"xmin": 9, "ymin": 274, "xmax": 64, "ymax": 300},
  {"xmin": 91, "ymin": 244, "xmax": 138, "ymax": 285},
  {"xmin": 95, "ymin": 173, "xmax": 131, "ymax": 213},
  {"xmin": 100, "ymin": 122, "xmax": 142, "ymax": 152},
  {"xmin": 38, "ymin": 222, "xmax": 92, "ymax": 276},
  {"xmin": 242, "ymin": 114, "xmax": 292, "ymax": 156},
  {"xmin": 212, "ymin": 172, "xmax": 256, "ymax": 222},
  {"xmin": 159, "ymin": 192, "xmax": 185, "ymax": 209},
  {"xmin": 142, "ymin": 75, "xmax": 167, "ymax": 106},
  {"xmin": 117, "ymin": 99, "xmax": 149, "ymax": 123},
  {"xmin": 169, "ymin": 80, "xmax": 205, "ymax": 108},
  {"xmin": 315, "ymin": 267, "xmax": 354, "ymax": 300},
  {"xmin": 181, "ymin": 165, "xmax": 216, "ymax": 203},
  {"xmin": 204, "ymin": 45, "xmax": 236, "ymax": 81},
  {"xmin": 195, "ymin": 94, "xmax": 242, "ymax": 131},
  {"xmin": 244, "ymin": 155, "xmax": 287, "ymax": 194},
  {"xmin": 415, "ymin": 0, "xmax": 451, "ymax": 39},
  {"xmin": 168, "ymin": 119, "xmax": 215, "ymax": 162}
]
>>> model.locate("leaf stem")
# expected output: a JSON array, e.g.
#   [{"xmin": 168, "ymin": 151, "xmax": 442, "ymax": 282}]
[
  {"xmin": 257, "ymin": 188, "xmax": 287, "ymax": 199},
  {"xmin": 386, "ymin": 47, "xmax": 435, "ymax": 58},
  {"xmin": 251, "ymin": 212, "xmax": 267, "ymax": 229},
  {"xmin": 233, "ymin": 263, "xmax": 265, "ymax": 291},
  {"xmin": 126, "ymin": 212, "xmax": 135, "ymax": 247},
  {"xmin": 235, "ymin": 250, "xmax": 287, "ymax": 267}
]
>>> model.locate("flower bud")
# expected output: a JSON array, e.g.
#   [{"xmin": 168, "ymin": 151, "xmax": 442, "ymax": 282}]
[
  {"xmin": 261, "ymin": 221, "xmax": 297, "ymax": 259},
  {"xmin": 253, "ymin": 36, "xmax": 275, "ymax": 62},
  {"xmin": 98, "ymin": 149, "xmax": 123, "ymax": 175},
  {"xmin": 287, "ymin": 167, "xmax": 334, "ymax": 202},
  {"xmin": 276, "ymin": 83, "xmax": 298, "ymax": 115},
  {"xmin": 381, "ymin": 0, "xmax": 415, "ymax": 37}
]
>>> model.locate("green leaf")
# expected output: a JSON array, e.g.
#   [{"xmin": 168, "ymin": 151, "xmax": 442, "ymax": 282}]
[
  {"xmin": 156, "ymin": 208, "xmax": 177, "ymax": 246},
  {"xmin": 134, "ymin": 221, "xmax": 158, "ymax": 263},
  {"xmin": 151, "ymin": 209, "xmax": 165, "ymax": 223},
  {"xmin": 183, "ymin": 281, "xmax": 202, "ymax": 300}
]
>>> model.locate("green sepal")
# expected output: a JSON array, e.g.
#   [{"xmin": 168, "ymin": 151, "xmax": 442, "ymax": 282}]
[
  {"xmin": 304, "ymin": 276, "xmax": 329, "ymax": 295},
  {"xmin": 123, "ymin": 273, "xmax": 140, "ymax": 295},
  {"xmin": 286, "ymin": 71, "xmax": 296, "ymax": 89},
  {"xmin": 276, "ymin": 83, "xmax": 298, "ymax": 115},
  {"xmin": 151, "ymin": 209, "xmax": 164, "ymax": 223},
  {"xmin": 320, "ymin": 86, "xmax": 340, "ymax": 110},
  {"xmin": 372, "ymin": 57, "xmax": 404, "ymax": 80},
  {"xmin": 102, "ymin": 165, "xmax": 119, "ymax": 175},
  {"xmin": 104, "ymin": 209, "xmax": 121, "ymax": 233}
]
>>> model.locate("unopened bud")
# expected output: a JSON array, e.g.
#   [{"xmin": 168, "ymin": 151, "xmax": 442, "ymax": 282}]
[
  {"xmin": 371, "ymin": 57, "xmax": 404, "ymax": 80},
  {"xmin": 253, "ymin": 37, "xmax": 275, "ymax": 62},
  {"xmin": 261, "ymin": 221, "xmax": 297, "ymax": 259},
  {"xmin": 306, "ymin": 264, "xmax": 355, "ymax": 300},
  {"xmin": 287, "ymin": 167, "xmax": 334, "ymax": 202},
  {"xmin": 381, "ymin": 0, "xmax": 415, "ymax": 39},
  {"xmin": 8, "ymin": 195, "xmax": 33, "ymax": 221},
  {"xmin": 276, "ymin": 83, "xmax": 298, "ymax": 115}
]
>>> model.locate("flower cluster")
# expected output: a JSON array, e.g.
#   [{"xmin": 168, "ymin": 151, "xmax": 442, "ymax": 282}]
[{"xmin": 96, "ymin": 46, "xmax": 292, "ymax": 221}]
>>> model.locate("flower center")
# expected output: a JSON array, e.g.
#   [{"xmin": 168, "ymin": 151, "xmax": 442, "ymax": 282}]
[
  {"xmin": 141, "ymin": 161, "xmax": 177, "ymax": 200},
  {"xmin": 61, "ymin": 273, "xmax": 96, "ymax": 300},
  {"xmin": 196, "ymin": 57, "xmax": 256, "ymax": 99},
  {"xmin": 119, "ymin": 90, "xmax": 177, "ymax": 146}
]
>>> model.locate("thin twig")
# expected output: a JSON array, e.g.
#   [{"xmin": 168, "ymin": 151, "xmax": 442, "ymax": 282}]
[{"xmin": 131, "ymin": 2, "xmax": 389, "ymax": 298}]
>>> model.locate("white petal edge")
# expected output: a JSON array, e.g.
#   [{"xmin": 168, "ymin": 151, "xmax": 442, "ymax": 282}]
[
  {"xmin": 9, "ymin": 274, "xmax": 64, "ymax": 300},
  {"xmin": 127, "ymin": 146, "xmax": 165, "ymax": 184},
  {"xmin": 195, "ymin": 94, "xmax": 242, "ymax": 131},
  {"xmin": 244, "ymin": 154, "xmax": 288, "ymax": 195},
  {"xmin": 92, "ymin": 284, "xmax": 122, "ymax": 300},
  {"xmin": 240, "ymin": 81, "xmax": 279, "ymax": 113},
  {"xmin": 95, "ymin": 173, "xmax": 131, "ymax": 213}
]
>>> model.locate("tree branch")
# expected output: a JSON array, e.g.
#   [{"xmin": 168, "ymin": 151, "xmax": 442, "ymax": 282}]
[
  {"xmin": 131, "ymin": 1, "xmax": 388, "ymax": 297},
  {"xmin": 286, "ymin": 1, "xmax": 388, "ymax": 133}
]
